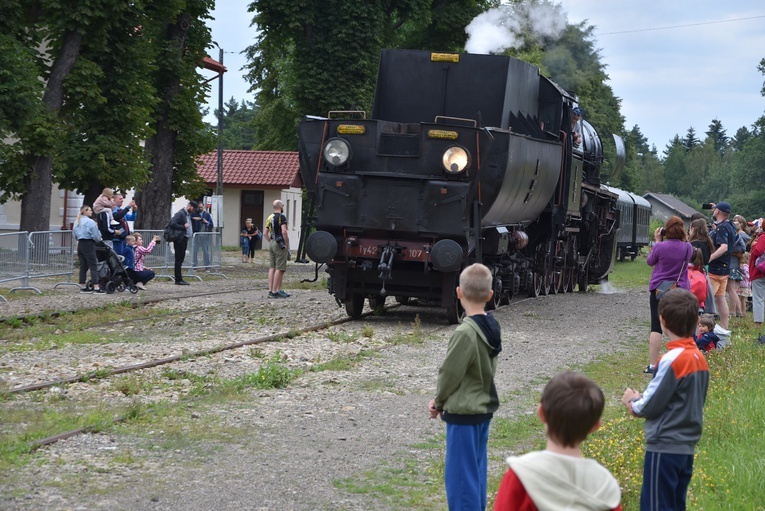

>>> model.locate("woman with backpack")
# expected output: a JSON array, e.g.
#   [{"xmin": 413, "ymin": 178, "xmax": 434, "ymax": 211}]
[
  {"xmin": 728, "ymin": 218, "xmax": 750, "ymax": 317},
  {"xmin": 749, "ymin": 219, "xmax": 765, "ymax": 344}
]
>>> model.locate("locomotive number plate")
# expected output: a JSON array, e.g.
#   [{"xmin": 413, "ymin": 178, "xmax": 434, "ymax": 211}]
[{"xmin": 346, "ymin": 238, "xmax": 429, "ymax": 262}]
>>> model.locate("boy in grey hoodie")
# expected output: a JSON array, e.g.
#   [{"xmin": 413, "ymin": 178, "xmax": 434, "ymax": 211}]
[
  {"xmin": 494, "ymin": 371, "xmax": 622, "ymax": 511},
  {"xmin": 428, "ymin": 263, "xmax": 502, "ymax": 511}
]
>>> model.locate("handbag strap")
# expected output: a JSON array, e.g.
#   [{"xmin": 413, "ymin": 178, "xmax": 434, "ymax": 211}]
[{"xmin": 674, "ymin": 244, "xmax": 692, "ymax": 283}]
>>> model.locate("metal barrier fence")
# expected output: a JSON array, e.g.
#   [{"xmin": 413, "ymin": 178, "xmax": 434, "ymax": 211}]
[
  {"xmin": 28, "ymin": 230, "xmax": 79, "ymax": 291},
  {"xmin": 0, "ymin": 231, "xmax": 29, "ymax": 303},
  {"xmin": 0, "ymin": 229, "xmax": 226, "ymax": 303},
  {"xmin": 189, "ymin": 232, "xmax": 226, "ymax": 279}
]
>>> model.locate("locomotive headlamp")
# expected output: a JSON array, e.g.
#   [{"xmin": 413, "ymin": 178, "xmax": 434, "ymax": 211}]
[
  {"xmin": 323, "ymin": 138, "xmax": 351, "ymax": 166},
  {"xmin": 442, "ymin": 146, "xmax": 470, "ymax": 174}
]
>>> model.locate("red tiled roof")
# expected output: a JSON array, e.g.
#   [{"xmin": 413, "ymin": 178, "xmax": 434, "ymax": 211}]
[{"xmin": 197, "ymin": 150, "xmax": 302, "ymax": 188}]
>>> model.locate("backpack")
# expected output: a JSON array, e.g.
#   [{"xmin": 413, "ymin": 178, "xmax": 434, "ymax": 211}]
[
  {"xmin": 688, "ymin": 267, "xmax": 708, "ymax": 308},
  {"xmin": 756, "ymin": 253, "xmax": 765, "ymax": 273},
  {"xmin": 163, "ymin": 222, "xmax": 181, "ymax": 242},
  {"xmin": 270, "ymin": 213, "xmax": 286, "ymax": 249}
]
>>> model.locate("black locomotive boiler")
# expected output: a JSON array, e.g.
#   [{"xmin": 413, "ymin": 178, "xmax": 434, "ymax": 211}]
[{"xmin": 298, "ymin": 49, "xmax": 622, "ymax": 323}]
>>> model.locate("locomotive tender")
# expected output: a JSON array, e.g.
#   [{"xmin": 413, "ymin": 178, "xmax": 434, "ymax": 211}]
[{"xmin": 298, "ymin": 49, "xmax": 622, "ymax": 323}]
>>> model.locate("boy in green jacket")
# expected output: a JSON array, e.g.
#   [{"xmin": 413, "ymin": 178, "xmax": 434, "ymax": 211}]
[{"xmin": 428, "ymin": 263, "xmax": 503, "ymax": 510}]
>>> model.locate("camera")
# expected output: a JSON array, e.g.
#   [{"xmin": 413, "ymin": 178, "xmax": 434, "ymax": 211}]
[
  {"xmin": 702, "ymin": 203, "xmax": 714, "ymax": 210},
  {"xmin": 660, "ymin": 228, "xmax": 666, "ymax": 236}
]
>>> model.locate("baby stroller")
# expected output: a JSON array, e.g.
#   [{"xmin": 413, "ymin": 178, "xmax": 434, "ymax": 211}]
[{"xmin": 86, "ymin": 241, "xmax": 138, "ymax": 294}]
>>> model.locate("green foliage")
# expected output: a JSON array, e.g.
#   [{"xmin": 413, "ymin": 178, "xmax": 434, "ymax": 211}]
[
  {"xmin": 211, "ymin": 98, "xmax": 259, "ymax": 150},
  {"xmin": 244, "ymin": 0, "xmax": 492, "ymax": 150},
  {"xmin": 705, "ymin": 118, "xmax": 728, "ymax": 155},
  {"xmin": 0, "ymin": 0, "xmax": 216, "ymax": 228},
  {"xmin": 226, "ymin": 352, "xmax": 300, "ymax": 391}
]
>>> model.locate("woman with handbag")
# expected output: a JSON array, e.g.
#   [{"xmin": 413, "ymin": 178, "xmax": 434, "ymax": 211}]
[{"xmin": 645, "ymin": 216, "xmax": 693, "ymax": 374}]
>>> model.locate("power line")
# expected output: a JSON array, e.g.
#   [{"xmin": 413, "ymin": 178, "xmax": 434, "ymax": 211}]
[{"xmin": 598, "ymin": 14, "xmax": 765, "ymax": 36}]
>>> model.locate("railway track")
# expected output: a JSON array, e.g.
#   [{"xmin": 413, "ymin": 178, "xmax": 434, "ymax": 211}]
[
  {"xmin": 3, "ymin": 282, "xmax": 524, "ymax": 453},
  {"xmin": 21, "ymin": 305, "xmax": 395, "ymax": 451},
  {"xmin": 0, "ymin": 284, "xmax": 256, "ymax": 326}
]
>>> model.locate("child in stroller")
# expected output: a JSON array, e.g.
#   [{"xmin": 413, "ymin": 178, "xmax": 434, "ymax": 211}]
[{"xmin": 85, "ymin": 241, "xmax": 139, "ymax": 294}]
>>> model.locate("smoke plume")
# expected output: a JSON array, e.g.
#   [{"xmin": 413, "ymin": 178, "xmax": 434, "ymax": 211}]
[{"xmin": 465, "ymin": 2, "xmax": 567, "ymax": 55}]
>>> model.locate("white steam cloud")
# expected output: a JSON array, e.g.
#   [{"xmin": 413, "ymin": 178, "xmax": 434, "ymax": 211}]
[{"xmin": 465, "ymin": 3, "xmax": 567, "ymax": 55}]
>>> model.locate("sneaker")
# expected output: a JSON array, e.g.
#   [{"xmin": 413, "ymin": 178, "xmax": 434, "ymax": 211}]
[
  {"xmin": 277, "ymin": 290, "xmax": 291, "ymax": 298},
  {"xmin": 643, "ymin": 365, "xmax": 655, "ymax": 375},
  {"xmin": 80, "ymin": 287, "xmax": 93, "ymax": 294},
  {"xmin": 268, "ymin": 291, "xmax": 282, "ymax": 299},
  {"xmin": 135, "ymin": 282, "xmax": 146, "ymax": 290},
  {"xmin": 757, "ymin": 335, "xmax": 765, "ymax": 345},
  {"xmin": 175, "ymin": 280, "xmax": 190, "ymax": 286},
  {"xmin": 94, "ymin": 288, "xmax": 106, "ymax": 294}
]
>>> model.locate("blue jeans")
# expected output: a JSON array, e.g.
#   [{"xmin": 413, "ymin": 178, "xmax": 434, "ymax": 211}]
[
  {"xmin": 641, "ymin": 451, "xmax": 694, "ymax": 511},
  {"xmin": 444, "ymin": 419, "xmax": 491, "ymax": 511}
]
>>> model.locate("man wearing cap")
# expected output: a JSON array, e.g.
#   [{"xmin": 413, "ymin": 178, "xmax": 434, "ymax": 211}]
[
  {"xmin": 708, "ymin": 201, "xmax": 737, "ymax": 328},
  {"xmin": 169, "ymin": 200, "xmax": 198, "ymax": 286}
]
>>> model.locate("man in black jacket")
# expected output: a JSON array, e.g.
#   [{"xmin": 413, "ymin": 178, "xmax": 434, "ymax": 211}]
[{"xmin": 169, "ymin": 201, "xmax": 197, "ymax": 285}]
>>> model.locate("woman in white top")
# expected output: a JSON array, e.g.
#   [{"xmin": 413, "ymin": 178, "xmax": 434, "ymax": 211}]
[{"xmin": 72, "ymin": 205, "xmax": 104, "ymax": 294}]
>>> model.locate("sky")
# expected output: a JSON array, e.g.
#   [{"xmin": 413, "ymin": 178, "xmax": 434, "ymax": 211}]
[{"xmin": 203, "ymin": 1, "xmax": 765, "ymax": 150}]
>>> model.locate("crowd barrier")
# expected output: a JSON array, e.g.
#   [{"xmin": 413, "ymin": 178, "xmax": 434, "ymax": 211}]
[
  {"xmin": 133, "ymin": 230, "xmax": 226, "ymax": 282},
  {"xmin": 0, "ymin": 232, "xmax": 30, "ymax": 303},
  {"xmin": 0, "ymin": 229, "xmax": 226, "ymax": 304}
]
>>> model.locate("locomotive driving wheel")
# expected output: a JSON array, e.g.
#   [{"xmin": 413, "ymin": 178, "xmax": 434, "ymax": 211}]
[
  {"xmin": 553, "ymin": 270, "xmax": 565, "ymax": 294},
  {"xmin": 345, "ymin": 293, "xmax": 364, "ymax": 319},
  {"xmin": 487, "ymin": 277, "xmax": 503, "ymax": 310},
  {"xmin": 541, "ymin": 269, "xmax": 553, "ymax": 296},
  {"xmin": 527, "ymin": 272, "xmax": 542, "ymax": 298},
  {"xmin": 446, "ymin": 291, "xmax": 465, "ymax": 325},
  {"xmin": 568, "ymin": 268, "xmax": 577, "ymax": 293},
  {"xmin": 561, "ymin": 269, "xmax": 572, "ymax": 293},
  {"xmin": 499, "ymin": 286, "xmax": 511, "ymax": 305}
]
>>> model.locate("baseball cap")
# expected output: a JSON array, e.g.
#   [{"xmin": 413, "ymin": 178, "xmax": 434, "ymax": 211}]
[{"xmin": 715, "ymin": 201, "xmax": 731, "ymax": 213}]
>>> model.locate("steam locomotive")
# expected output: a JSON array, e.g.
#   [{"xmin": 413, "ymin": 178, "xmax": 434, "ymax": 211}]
[{"xmin": 297, "ymin": 49, "xmax": 623, "ymax": 323}]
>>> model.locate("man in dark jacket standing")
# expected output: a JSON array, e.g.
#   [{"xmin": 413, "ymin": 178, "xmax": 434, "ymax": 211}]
[{"xmin": 170, "ymin": 201, "xmax": 197, "ymax": 285}]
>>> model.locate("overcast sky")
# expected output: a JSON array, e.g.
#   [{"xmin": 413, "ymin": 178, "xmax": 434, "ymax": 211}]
[{"xmin": 203, "ymin": 1, "xmax": 765, "ymax": 150}]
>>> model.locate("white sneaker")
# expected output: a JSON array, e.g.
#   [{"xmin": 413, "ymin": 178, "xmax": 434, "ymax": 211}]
[{"xmin": 135, "ymin": 282, "xmax": 147, "ymax": 290}]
